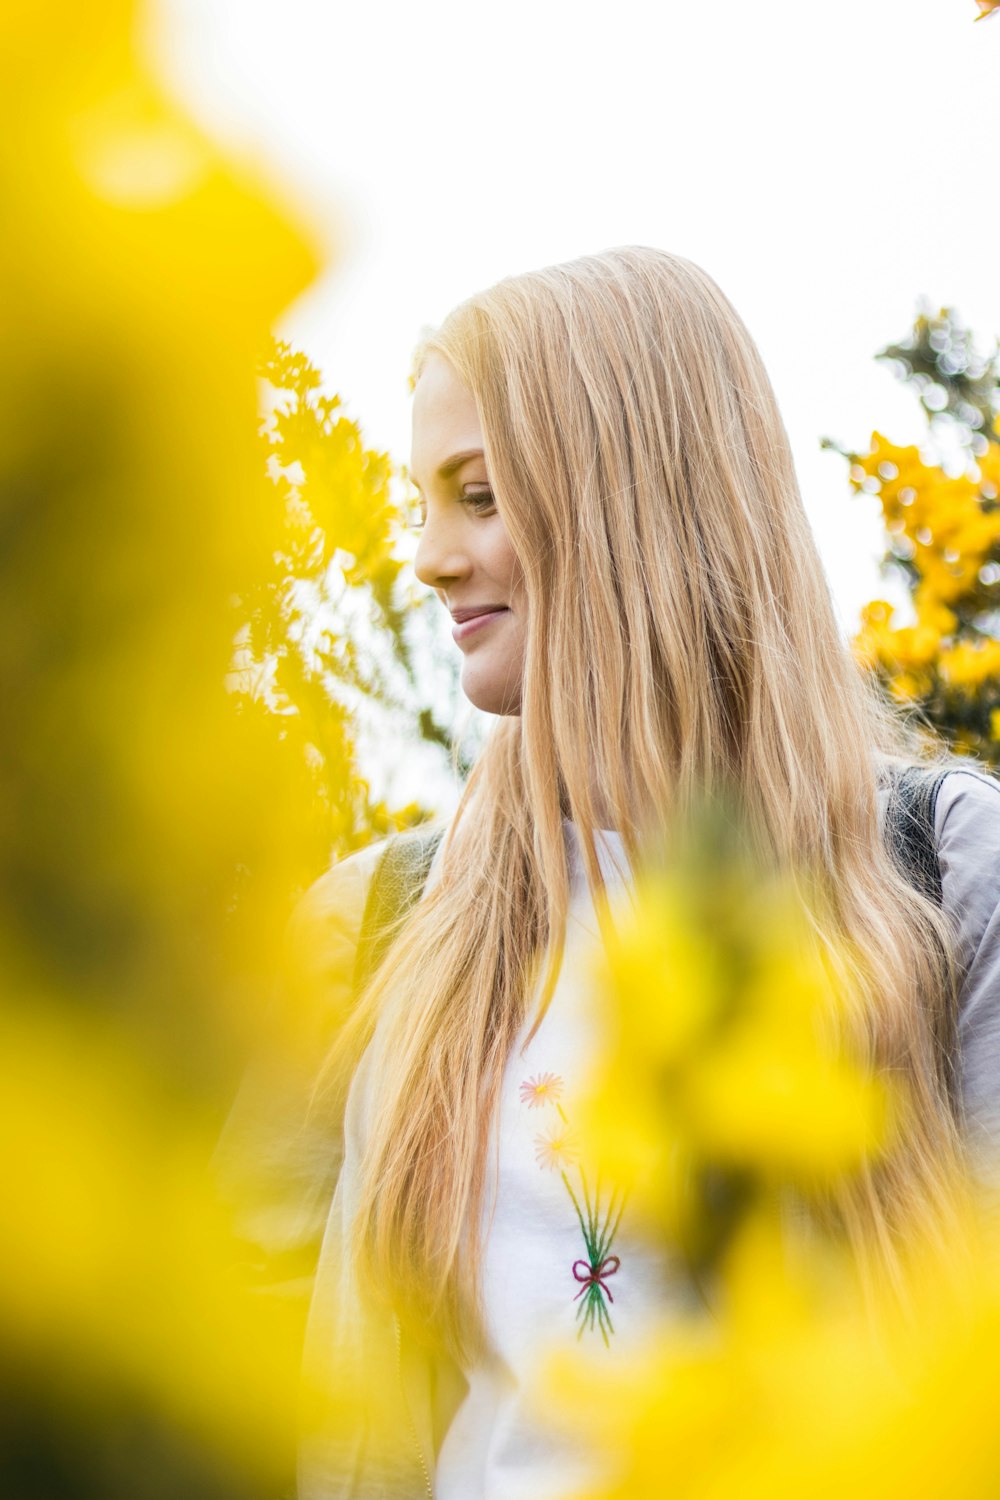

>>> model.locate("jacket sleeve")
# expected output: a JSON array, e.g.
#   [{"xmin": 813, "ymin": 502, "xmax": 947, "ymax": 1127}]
[
  {"xmin": 212, "ymin": 840, "xmax": 386, "ymax": 1312},
  {"xmin": 935, "ymin": 769, "xmax": 1000, "ymax": 1183}
]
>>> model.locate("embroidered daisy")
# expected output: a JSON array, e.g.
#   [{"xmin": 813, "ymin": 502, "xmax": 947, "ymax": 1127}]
[
  {"xmin": 519, "ymin": 1072, "xmax": 564, "ymax": 1108},
  {"xmin": 534, "ymin": 1124, "xmax": 580, "ymax": 1172}
]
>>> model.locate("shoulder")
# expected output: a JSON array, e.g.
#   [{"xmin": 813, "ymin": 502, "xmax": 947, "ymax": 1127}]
[
  {"xmin": 286, "ymin": 840, "xmax": 388, "ymax": 973},
  {"xmin": 285, "ymin": 827, "xmax": 447, "ymax": 1015},
  {"xmin": 934, "ymin": 766, "xmax": 1000, "ymax": 969},
  {"xmin": 930, "ymin": 766, "xmax": 1000, "ymax": 1178},
  {"xmin": 935, "ymin": 762, "xmax": 1000, "ymax": 843},
  {"xmin": 271, "ymin": 839, "xmax": 391, "ymax": 1058},
  {"xmin": 212, "ymin": 840, "xmax": 391, "ymax": 1273}
]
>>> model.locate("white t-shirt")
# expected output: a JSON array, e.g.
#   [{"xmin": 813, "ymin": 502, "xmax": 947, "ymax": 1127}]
[{"xmin": 436, "ymin": 823, "xmax": 689, "ymax": 1500}]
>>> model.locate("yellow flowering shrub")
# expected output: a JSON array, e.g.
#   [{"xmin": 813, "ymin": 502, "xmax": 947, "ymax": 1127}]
[
  {"xmin": 548, "ymin": 813, "xmax": 1000, "ymax": 1500},
  {"xmin": 0, "ymin": 2, "xmax": 396, "ymax": 1495},
  {"xmin": 841, "ymin": 307, "xmax": 1000, "ymax": 762},
  {"xmin": 552, "ymin": 1226, "xmax": 1000, "ymax": 1500},
  {"xmin": 581, "ymin": 836, "xmax": 887, "ymax": 1254},
  {"xmin": 233, "ymin": 338, "xmax": 458, "ymax": 880}
]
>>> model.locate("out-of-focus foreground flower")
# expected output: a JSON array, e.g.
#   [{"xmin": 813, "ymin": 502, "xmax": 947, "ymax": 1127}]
[
  {"xmin": 546, "ymin": 814, "xmax": 1000, "ymax": 1499},
  {"xmin": 581, "ymin": 817, "xmax": 890, "ymax": 1255},
  {"xmin": 0, "ymin": 3, "xmax": 384, "ymax": 1494},
  {"xmin": 552, "ymin": 1225, "xmax": 1000, "ymax": 1499}
]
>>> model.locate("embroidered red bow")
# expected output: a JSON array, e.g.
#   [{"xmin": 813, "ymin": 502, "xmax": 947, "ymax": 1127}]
[{"xmin": 572, "ymin": 1255, "xmax": 621, "ymax": 1302}]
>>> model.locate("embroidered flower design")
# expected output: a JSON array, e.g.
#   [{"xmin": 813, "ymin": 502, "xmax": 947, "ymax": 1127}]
[
  {"xmin": 522, "ymin": 1066, "xmax": 626, "ymax": 1345},
  {"xmin": 519, "ymin": 1072, "xmax": 564, "ymax": 1108},
  {"xmin": 534, "ymin": 1124, "xmax": 580, "ymax": 1171}
]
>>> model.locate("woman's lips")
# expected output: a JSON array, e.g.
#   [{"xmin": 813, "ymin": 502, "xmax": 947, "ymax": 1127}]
[{"xmin": 451, "ymin": 607, "xmax": 509, "ymax": 643}]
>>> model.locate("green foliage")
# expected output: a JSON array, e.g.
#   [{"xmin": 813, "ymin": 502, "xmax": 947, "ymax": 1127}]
[{"xmin": 878, "ymin": 305, "xmax": 1000, "ymax": 453}]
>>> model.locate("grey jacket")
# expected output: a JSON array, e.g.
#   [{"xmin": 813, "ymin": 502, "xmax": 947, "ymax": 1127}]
[{"xmin": 216, "ymin": 840, "xmax": 452, "ymax": 1498}]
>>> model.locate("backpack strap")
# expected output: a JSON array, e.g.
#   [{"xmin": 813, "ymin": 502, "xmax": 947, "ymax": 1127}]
[
  {"xmin": 352, "ymin": 827, "xmax": 444, "ymax": 998},
  {"xmin": 882, "ymin": 765, "xmax": 951, "ymax": 907}
]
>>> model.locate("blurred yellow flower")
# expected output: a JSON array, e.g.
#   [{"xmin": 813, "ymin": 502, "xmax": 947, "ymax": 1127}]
[
  {"xmin": 850, "ymin": 423, "xmax": 1000, "ymax": 754},
  {"xmin": 914, "ymin": 597, "xmax": 958, "ymax": 637},
  {"xmin": 683, "ymin": 1021, "xmax": 887, "ymax": 1177},
  {"xmin": 548, "ymin": 1204, "xmax": 1000, "ymax": 1500},
  {"xmin": 889, "ymin": 672, "xmax": 924, "ymax": 704},
  {"xmin": 939, "ymin": 639, "xmax": 1000, "ymax": 690},
  {"xmin": 0, "ymin": 0, "xmax": 330, "ymax": 1489},
  {"xmin": 580, "ymin": 830, "xmax": 889, "ymax": 1245}
]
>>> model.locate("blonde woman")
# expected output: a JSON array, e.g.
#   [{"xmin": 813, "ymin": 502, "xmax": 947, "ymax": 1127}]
[{"xmin": 220, "ymin": 248, "xmax": 1000, "ymax": 1499}]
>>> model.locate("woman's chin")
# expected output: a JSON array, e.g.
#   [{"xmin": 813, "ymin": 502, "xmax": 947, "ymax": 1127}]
[{"xmin": 460, "ymin": 663, "xmax": 522, "ymax": 717}]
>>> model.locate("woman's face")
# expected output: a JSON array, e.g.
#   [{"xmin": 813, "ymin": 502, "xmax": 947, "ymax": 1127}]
[{"xmin": 410, "ymin": 354, "xmax": 526, "ymax": 715}]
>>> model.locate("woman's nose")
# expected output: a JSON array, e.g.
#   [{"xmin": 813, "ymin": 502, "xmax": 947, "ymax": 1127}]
[{"xmin": 414, "ymin": 511, "xmax": 471, "ymax": 589}]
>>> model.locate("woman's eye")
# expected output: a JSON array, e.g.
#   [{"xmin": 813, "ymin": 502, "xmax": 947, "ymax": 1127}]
[
  {"xmin": 405, "ymin": 487, "xmax": 494, "ymax": 530},
  {"xmin": 462, "ymin": 488, "xmax": 496, "ymax": 514}
]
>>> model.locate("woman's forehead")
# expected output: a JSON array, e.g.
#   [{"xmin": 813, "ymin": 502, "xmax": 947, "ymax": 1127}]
[{"xmin": 410, "ymin": 355, "xmax": 484, "ymax": 490}]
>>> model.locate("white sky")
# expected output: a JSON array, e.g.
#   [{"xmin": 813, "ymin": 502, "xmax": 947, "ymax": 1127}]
[{"xmin": 148, "ymin": 0, "xmax": 999, "ymax": 633}]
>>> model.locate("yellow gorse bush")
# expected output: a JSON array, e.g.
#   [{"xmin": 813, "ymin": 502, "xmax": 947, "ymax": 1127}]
[
  {"xmin": 235, "ymin": 339, "xmax": 453, "ymax": 877},
  {"xmin": 549, "ymin": 816, "xmax": 1000, "ymax": 1500},
  {"xmin": 0, "ymin": 2, "xmax": 399, "ymax": 1494},
  {"xmin": 551, "ymin": 1229, "xmax": 1000, "ymax": 1500},
  {"xmin": 580, "ymin": 818, "xmax": 889, "ymax": 1255},
  {"xmin": 843, "ymin": 307, "xmax": 1000, "ymax": 760}
]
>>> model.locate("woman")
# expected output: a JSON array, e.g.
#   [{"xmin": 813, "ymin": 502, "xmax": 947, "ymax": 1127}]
[{"xmin": 222, "ymin": 247, "xmax": 1000, "ymax": 1499}]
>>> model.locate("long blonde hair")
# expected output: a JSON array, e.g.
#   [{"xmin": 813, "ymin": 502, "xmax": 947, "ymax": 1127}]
[{"xmin": 334, "ymin": 247, "xmax": 963, "ymax": 1356}]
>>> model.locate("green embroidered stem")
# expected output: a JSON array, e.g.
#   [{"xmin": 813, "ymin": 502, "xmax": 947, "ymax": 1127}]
[
  {"xmin": 579, "ymin": 1166, "xmax": 599, "ymax": 1251},
  {"xmin": 561, "ymin": 1170, "xmax": 596, "ymax": 1261},
  {"xmin": 526, "ymin": 1075, "xmax": 624, "ymax": 1342},
  {"xmin": 597, "ymin": 1188, "xmax": 626, "ymax": 1263},
  {"xmin": 576, "ymin": 1283, "xmax": 615, "ymax": 1347}
]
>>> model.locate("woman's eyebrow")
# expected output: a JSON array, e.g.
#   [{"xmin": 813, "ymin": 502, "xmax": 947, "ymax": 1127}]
[{"xmin": 410, "ymin": 448, "xmax": 485, "ymax": 493}]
